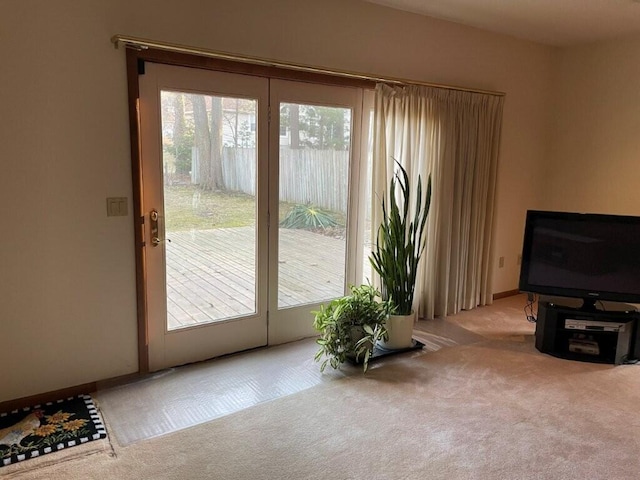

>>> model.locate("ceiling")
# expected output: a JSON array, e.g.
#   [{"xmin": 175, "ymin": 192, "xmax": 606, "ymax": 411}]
[{"xmin": 363, "ymin": 0, "xmax": 640, "ymax": 46}]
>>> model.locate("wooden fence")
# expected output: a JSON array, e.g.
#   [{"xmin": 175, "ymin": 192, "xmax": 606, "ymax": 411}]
[{"xmin": 221, "ymin": 147, "xmax": 349, "ymax": 213}]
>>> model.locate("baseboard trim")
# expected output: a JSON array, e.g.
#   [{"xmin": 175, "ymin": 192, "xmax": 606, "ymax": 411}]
[
  {"xmin": 0, "ymin": 372, "xmax": 142, "ymax": 413},
  {"xmin": 493, "ymin": 289, "xmax": 520, "ymax": 300},
  {"xmin": 0, "ymin": 382, "xmax": 98, "ymax": 413}
]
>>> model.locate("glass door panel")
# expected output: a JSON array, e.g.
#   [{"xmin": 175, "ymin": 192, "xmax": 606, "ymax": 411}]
[
  {"xmin": 140, "ymin": 65, "xmax": 366, "ymax": 365},
  {"xmin": 277, "ymin": 103, "xmax": 351, "ymax": 309},
  {"xmin": 140, "ymin": 63, "xmax": 268, "ymax": 371},
  {"xmin": 160, "ymin": 91, "xmax": 258, "ymax": 330},
  {"xmin": 268, "ymin": 79, "xmax": 364, "ymax": 344}
]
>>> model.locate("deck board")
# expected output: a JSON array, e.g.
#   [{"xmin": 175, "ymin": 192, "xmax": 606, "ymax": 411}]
[{"xmin": 165, "ymin": 227, "xmax": 346, "ymax": 330}]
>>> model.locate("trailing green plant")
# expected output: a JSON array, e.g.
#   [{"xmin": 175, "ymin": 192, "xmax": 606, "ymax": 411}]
[
  {"xmin": 369, "ymin": 160, "xmax": 432, "ymax": 315},
  {"xmin": 280, "ymin": 202, "xmax": 339, "ymax": 230},
  {"xmin": 313, "ymin": 284, "xmax": 391, "ymax": 372}
]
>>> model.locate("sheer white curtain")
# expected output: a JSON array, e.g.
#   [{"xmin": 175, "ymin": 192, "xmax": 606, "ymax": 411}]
[{"xmin": 371, "ymin": 84, "xmax": 504, "ymax": 319}]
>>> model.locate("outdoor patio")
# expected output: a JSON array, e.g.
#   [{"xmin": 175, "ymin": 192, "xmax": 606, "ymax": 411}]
[{"xmin": 164, "ymin": 226, "xmax": 359, "ymax": 330}]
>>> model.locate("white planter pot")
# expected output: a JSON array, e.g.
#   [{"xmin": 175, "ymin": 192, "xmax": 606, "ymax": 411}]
[{"xmin": 379, "ymin": 312, "xmax": 415, "ymax": 350}]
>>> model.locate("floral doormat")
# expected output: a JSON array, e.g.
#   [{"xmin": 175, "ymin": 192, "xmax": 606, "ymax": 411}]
[{"xmin": 0, "ymin": 394, "xmax": 107, "ymax": 467}]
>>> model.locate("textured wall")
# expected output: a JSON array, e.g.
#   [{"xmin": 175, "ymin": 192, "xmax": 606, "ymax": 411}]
[{"xmin": 0, "ymin": 0, "xmax": 555, "ymax": 402}]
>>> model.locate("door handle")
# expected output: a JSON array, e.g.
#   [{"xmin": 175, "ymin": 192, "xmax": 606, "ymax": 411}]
[
  {"xmin": 150, "ymin": 209, "xmax": 161, "ymax": 247},
  {"xmin": 149, "ymin": 209, "xmax": 171, "ymax": 246}
]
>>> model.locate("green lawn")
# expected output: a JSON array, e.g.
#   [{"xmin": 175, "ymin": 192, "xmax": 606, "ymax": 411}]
[
  {"xmin": 164, "ymin": 185, "xmax": 345, "ymax": 233},
  {"xmin": 164, "ymin": 185, "xmax": 256, "ymax": 231}
]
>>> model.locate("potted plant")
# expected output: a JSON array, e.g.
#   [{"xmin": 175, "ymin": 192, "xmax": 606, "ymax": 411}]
[
  {"xmin": 313, "ymin": 284, "xmax": 391, "ymax": 372},
  {"xmin": 369, "ymin": 161, "xmax": 432, "ymax": 349}
]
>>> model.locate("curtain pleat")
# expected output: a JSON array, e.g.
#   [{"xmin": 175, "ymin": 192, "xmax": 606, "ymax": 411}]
[{"xmin": 372, "ymin": 84, "xmax": 504, "ymax": 318}]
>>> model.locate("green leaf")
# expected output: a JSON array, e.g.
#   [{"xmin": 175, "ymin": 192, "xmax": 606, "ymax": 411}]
[
  {"xmin": 311, "ymin": 283, "xmax": 391, "ymax": 373},
  {"xmin": 280, "ymin": 202, "xmax": 340, "ymax": 230},
  {"xmin": 369, "ymin": 159, "xmax": 431, "ymax": 315}
]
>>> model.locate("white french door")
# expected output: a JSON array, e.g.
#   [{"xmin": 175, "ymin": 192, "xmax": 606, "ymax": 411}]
[
  {"xmin": 138, "ymin": 63, "xmax": 364, "ymax": 371},
  {"xmin": 267, "ymin": 80, "xmax": 364, "ymax": 343}
]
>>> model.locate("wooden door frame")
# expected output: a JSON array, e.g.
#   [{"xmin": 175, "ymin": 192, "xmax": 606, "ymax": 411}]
[{"xmin": 124, "ymin": 47, "xmax": 374, "ymax": 373}]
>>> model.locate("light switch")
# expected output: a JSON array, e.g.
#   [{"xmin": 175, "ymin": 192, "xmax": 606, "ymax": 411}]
[{"xmin": 107, "ymin": 197, "xmax": 128, "ymax": 217}]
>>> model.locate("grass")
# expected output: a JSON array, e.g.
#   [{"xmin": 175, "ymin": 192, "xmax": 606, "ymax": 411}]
[
  {"xmin": 164, "ymin": 185, "xmax": 256, "ymax": 231},
  {"xmin": 164, "ymin": 184, "xmax": 345, "ymax": 233}
]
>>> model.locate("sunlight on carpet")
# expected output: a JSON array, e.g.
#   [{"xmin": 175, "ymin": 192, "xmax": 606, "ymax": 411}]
[
  {"xmin": 95, "ymin": 339, "xmax": 349, "ymax": 446},
  {"xmin": 97, "ymin": 311, "xmax": 481, "ymax": 447},
  {"xmin": 96, "ymin": 335, "xmax": 454, "ymax": 447}
]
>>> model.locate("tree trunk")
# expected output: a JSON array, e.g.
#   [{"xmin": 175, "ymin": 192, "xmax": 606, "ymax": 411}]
[
  {"xmin": 209, "ymin": 96, "xmax": 224, "ymax": 190},
  {"xmin": 172, "ymin": 94, "xmax": 186, "ymax": 174},
  {"xmin": 290, "ymin": 103, "xmax": 300, "ymax": 149},
  {"xmin": 192, "ymin": 95, "xmax": 212, "ymax": 189},
  {"xmin": 336, "ymin": 114, "xmax": 345, "ymax": 150}
]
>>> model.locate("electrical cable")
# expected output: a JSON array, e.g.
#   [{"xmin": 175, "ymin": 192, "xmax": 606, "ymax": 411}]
[{"xmin": 524, "ymin": 293, "xmax": 537, "ymax": 323}]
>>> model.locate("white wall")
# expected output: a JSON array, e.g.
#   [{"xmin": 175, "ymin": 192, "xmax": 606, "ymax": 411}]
[
  {"xmin": 548, "ymin": 35, "xmax": 640, "ymax": 215},
  {"xmin": 0, "ymin": 0, "xmax": 554, "ymax": 402}
]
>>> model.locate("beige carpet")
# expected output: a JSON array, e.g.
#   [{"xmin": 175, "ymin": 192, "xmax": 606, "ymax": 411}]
[
  {"xmin": 445, "ymin": 294, "xmax": 536, "ymax": 341},
  {"xmin": 8, "ymin": 296, "xmax": 640, "ymax": 479}
]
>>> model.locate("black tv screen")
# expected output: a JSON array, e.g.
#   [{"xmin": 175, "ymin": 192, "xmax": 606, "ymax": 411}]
[{"xmin": 519, "ymin": 210, "xmax": 640, "ymax": 305}]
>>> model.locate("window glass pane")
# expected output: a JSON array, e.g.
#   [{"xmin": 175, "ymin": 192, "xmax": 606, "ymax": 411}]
[
  {"xmin": 161, "ymin": 91, "xmax": 258, "ymax": 330},
  {"xmin": 278, "ymin": 103, "xmax": 351, "ymax": 309}
]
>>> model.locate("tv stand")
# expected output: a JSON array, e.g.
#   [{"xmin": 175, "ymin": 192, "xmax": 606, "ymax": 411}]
[
  {"xmin": 535, "ymin": 299, "xmax": 639, "ymax": 365},
  {"xmin": 578, "ymin": 298, "xmax": 600, "ymax": 312}
]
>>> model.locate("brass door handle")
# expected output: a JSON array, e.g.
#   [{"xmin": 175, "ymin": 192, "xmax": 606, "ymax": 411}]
[
  {"xmin": 149, "ymin": 209, "xmax": 170, "ymax": 246},
  {"xmin": 150, "ymin": 209, "xmax": 160, "ymax": 247}
]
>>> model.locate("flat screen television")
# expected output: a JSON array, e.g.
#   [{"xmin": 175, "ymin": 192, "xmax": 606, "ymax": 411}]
[{"xmin": 519, "ymin": 210, "xmax": 640, "ymax": 309}]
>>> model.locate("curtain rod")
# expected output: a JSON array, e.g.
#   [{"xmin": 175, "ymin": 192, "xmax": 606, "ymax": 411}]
[{"xmin": 111, "ymin": 35, "xmax": 505, "ymax": 97}]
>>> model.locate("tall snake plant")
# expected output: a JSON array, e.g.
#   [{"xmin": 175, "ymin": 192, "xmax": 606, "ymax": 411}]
[{"xmin": 369, "ymin": 161, "xmax": 432, "ymax": 315}]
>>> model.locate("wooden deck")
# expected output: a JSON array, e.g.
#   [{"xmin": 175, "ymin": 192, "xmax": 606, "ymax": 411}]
[{"xmin": 165, "ymin": 227, "xmax": 350, "ymax": 330}]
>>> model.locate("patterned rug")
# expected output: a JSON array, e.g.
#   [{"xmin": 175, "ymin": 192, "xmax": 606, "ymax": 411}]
[{"xmin": 0, "ymin": 394, "xmax": 107, "ymax": 467}]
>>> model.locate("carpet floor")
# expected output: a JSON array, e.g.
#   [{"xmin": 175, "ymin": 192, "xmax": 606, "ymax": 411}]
[{"xmin": 8, "ymin": 295, "xmax": 640, "ymax": 479}]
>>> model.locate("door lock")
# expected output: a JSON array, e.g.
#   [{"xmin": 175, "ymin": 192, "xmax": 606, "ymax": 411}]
[{"xmin": 150, "ymin": 209, "xmax": 160, "ymax": 247}]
